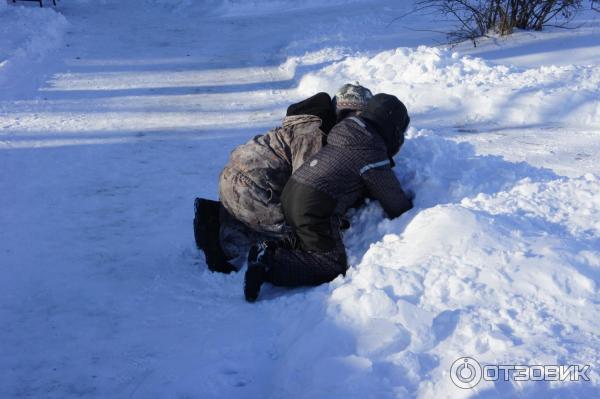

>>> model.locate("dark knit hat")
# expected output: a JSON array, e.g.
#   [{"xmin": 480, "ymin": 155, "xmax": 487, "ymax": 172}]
[
  {"xmin": 361, "ymin": 93, "xmax": 410, "ymax": 157},
  {"xmin": 286, "ymin": 92, "xmax": 336, "ymax": 134},
  {"xmin": 332, "ymin": 83, "xmax": 373, "ymax": 116}
]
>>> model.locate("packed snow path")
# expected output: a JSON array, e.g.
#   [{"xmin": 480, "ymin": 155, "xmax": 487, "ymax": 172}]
[{"xmin": 1, "ymin": 1, "xmax": 600, "ymax": 398}]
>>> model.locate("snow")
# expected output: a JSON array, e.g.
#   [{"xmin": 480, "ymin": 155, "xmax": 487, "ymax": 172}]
[
  {"xmin": 298, "ymin": 46, "xmax": 600, "ymax": 131},
  {"xmin": 1, "ymin": 0, "xmax": 599, "ymax": 398},
  {"xmin": 456, "ymin": 10, "xmax": 600, "ymax": 68},
  {"xmin": 0, "ymin": 1, "xmax": 68, "ymax": 97},
  {"xmin": 338, "ymin": 135, "xmax": 600, "ymax": 397}
]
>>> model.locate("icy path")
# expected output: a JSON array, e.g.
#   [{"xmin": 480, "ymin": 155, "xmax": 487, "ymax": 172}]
[
  {"xmin": 2, "ymin": 1, "xmax": 600, "ymax": 398},
  {"xmin": 0, "ymin": 2, "xmax": 327, "ymax": 398},
  {"xmin": 0, "ymin": 1, "xmax": 440, "ymax": 398}
]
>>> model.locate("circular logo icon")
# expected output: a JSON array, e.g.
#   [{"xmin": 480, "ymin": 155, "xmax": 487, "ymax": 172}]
[{"xmin": 450, "ymin": 357, "xmax": 482, "ymax": 389}]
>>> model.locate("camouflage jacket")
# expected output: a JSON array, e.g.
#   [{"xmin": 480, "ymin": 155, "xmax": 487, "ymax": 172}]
[{"xmin": 219, "ymin": 114, "xmax": 325, "ymax": 236}]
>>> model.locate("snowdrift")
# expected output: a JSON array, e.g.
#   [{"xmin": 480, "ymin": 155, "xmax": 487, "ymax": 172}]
[
  {"xmin": 318, "ymin": 132, "xmax": 600, "ymax": 397},
  {"xmin": 0, "ymin": 2, "xmax": 67, "ymax": 96},
  {"xmin": 272, "ymin": 47, "xmax": 600, "ymax": 397},
  {"xmin": 298, "ymin": 46, "xmax": 600, "ymax": 130},
  {"xmin": 231, "ymin": 127, "xmax": 599, "ymax": 398}
]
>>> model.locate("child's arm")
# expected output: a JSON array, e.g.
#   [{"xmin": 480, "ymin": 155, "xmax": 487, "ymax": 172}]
[{"xmin": 361, "ymin": 163, "xmax": 413, "ymax": 219}]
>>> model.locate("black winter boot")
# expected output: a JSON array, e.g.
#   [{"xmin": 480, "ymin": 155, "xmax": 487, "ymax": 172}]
[
  {"xmin": 193, "ymin": 197, "xmax": 210, "ymax": 251},
  {"xmin": 193, "ymin": 198, "xmax": 237, "ymax": 274},
  {"xmin": 244, "ymin": 242, "xmax": 269, "ymax": 302}
]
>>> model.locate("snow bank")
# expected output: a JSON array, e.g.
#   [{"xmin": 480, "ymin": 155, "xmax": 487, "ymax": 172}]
[
  {"xmin": 298, "ymin": 46, "xmax": 600, "ymax": 130},
  {"xmin": 270, "ymin": 130, "xmax": 600, "ymax": 397},
  {"xmin": 0, "ymin": 2, "xmax": 68, "ymax": 94},
  {"xmin": 463, "ymin": 174, "xmax": 600, "ymax": 240}
]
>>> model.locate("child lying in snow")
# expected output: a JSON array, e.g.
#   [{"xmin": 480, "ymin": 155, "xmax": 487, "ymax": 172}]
[
  {"xmin": 244, "ymin": 94, "xmax": 414, "ymax": 302},
  {"xmin": 193, "ymin": 83, "xmax": 374, "ymax": 273}
]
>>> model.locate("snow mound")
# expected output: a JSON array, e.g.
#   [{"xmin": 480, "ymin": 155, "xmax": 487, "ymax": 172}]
[
  {"xmin": 0, "ymin": 3, "xmax": 68, "ymax": 96},
  {"xmin": 298, "ymin": 46, "xmax": 600, "ymax": 129},
  {"xmin": 463, "ymin": 174, "xmax": 600, "ymax": 240},
  {"xmin": 269, "ymin": 130, "xmax": 600, "ymax": 397}
]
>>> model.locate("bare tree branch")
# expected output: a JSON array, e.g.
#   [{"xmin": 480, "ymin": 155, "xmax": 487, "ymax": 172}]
[{"xmin": 416, "ymin": 0, "xmax": 583, "ymax": 46}]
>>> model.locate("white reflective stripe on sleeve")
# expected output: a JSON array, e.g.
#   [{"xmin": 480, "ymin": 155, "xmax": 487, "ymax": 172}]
[
  {"xmin": 348, "ymin": 116, "xmax": 366, "ymax": 129},
  {"xmin": 359, "ymin": 159, "xmax": 390, "ymax": 175}
]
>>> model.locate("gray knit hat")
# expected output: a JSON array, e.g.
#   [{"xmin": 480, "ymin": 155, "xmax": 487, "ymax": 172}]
[{"xmin": 332, "ymin": 83, "xmax": 373, "ymax": 116}]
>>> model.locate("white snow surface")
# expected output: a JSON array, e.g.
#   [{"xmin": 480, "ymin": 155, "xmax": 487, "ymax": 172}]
[
  {"xmin": 1, "ymin": 0, "xmax": 599, "ymax": 398},
  {"xmin": 298, "ymin": 47, "xmax": 600, "ymax": 130},
  {"xmin": 0, "ymin": 1, "xmax": 68, "ymax": 96}
]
